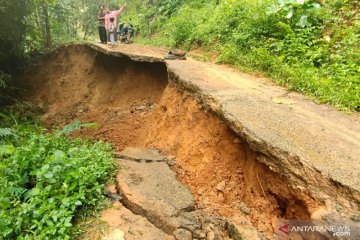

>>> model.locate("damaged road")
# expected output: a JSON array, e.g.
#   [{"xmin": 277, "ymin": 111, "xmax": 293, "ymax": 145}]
[
  {"xmin": 116, "ymin": 148, "xmax": 225, "ymax": 240},
  {"xmin": 90, "ymin": 42, "xmax": 360, "ymax": 213},
  {"xmin": 17, "ymin": 43, "xmax": 360, "ymax": 239},
  {"xmin": 103, "ymin": 147, "xmax": 261, "ymax": 240}
]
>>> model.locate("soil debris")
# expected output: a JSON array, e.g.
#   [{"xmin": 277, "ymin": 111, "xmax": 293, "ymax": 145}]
[{"xmin": 19, "ymin": 44, "xmax": 360, "ymax": 239}]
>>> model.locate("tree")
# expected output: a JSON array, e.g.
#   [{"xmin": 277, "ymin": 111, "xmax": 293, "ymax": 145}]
[{"xmin": 0, "ymin": 0, "xmax": 27, "ymax": 73}]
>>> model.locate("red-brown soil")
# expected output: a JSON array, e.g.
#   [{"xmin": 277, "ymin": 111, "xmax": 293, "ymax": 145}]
[{"xmin": 19, "ymin": 45, "xmax": 318, "ymax": 238}]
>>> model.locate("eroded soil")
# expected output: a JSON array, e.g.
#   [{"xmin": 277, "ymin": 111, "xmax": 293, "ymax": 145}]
[{"xmin": 18, "ymin": 45, "xmax": 329, "ymax": 239}]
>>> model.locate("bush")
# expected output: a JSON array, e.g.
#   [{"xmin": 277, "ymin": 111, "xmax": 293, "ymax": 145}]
[
  {"xmin": 0, "ymin": 119, "xmax": 115, "ymax": 239},
  {"xmin": 129, "ymin": 0, "xmax": 360, "ymax": 111}
]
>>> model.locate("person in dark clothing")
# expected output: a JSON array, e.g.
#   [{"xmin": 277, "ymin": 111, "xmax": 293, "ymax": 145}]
[{"xmin": 98, "ymin": 5, "xmax": 107, "ymax": 44}]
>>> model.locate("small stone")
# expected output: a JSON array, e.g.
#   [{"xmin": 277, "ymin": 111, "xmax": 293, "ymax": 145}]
[
  {"xmin": 228, "ymin": 181, "xmax": 237, "ymax": 190},
  {"xmin": 197, "ymin": 190, "xmax": 203, "ymax": 196},
  {"xmin": 351, "ymin": 213, "xmax": 360, "ymax": 222},
  {"xmin": 135, "ymin": 105, "xmax": 147, "ymax": 111},
  {"xmin": 340, "ymin": 212, "xmax": 347, "ymax": 218},
  {"xmin": 174, "ymin": 228, "xmax": 193, "ymax": 240},
  {"xmin": 206, "ymin": 231, "xmax": 215, "ymax": 240},
  {"xmin": 193, "ymin": 229, "xmax": 206, "ymax": 238},
  {"xmin": 239, "ymin": 202, "xmax": 251, "ymax": 215},
  {"xmin": 102, "ymin": 229, "xmax": 125, "ymax": 240},
  {"xmin": 166, "ymin": 158, "xmax": 176, "ymax": 166},
  {"xmin": 178, "ymin": 215, "xmax": 200, "ymax": 232},
  {"xmin": 335, "ymin": 204, "xmax": 343, "ymax": 212},
  {"xmin": 112, "ymin": 201, "xmax": 123, "ymax": 210},
  {"xmin": 226, "ymin": 218, "xmax": 262, "ymax": 240},
  {"xmin": 216, "ymin": 181, "xmax": 226, "ymax": 192},
  {"xmin": 168, "ymin": 155, "xmax": 176, "ymax": 160},
  {"xmin": 105, "ymin": 192, "xmax": 122, "ymax": 202}
]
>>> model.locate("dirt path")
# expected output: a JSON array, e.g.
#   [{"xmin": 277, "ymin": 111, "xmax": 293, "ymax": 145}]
[{"xmin": 17, "ymin": 43, "xmax": 360, "ymax": 239}]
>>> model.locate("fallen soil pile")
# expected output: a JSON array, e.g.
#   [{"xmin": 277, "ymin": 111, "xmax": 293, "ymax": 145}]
[{"xmin": 17, "ymin": 45, "xmax": 359, "ymax": 239}]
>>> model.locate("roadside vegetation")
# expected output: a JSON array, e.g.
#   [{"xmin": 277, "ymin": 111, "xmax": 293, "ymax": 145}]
[
  {"xmin": 1, "ymin": 1, "xmax": 120, "ymax": 239},
  {"xmin": 126, "ymin": 0, "xmax": 360, "ymax": 111},
  {"xmin": 0, "ymin": 0, "xmax": 120, "ymax": 106},
  {"xmin": 1, "ymin": 0, "xmax": 358, "ymax": 111},
  {"xmin": 0, "ymin": 108, "xmax": 115, "ymax": 239}
]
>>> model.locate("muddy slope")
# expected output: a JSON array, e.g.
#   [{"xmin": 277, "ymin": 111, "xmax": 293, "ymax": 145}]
[
  {"xmin": 90, "ymin": 43, "xmax": 360, "ymax": 217},
  {"xmin": 18, "ymin": 45, "xmax": 359, "ymax": 239},
  {"xmin": 19, "ymin": 45, "xmax": 167, "ymax": 123}
]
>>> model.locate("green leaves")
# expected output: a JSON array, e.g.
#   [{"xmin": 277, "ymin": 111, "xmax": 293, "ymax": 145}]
[
  {"xmin": 56, "ymin": 119, "xmax": 97, "ymax": 137},
  {"xmin": 0, "ymin": 145, "xmax": 15, "ymax": 156},
  {"xmin": 133, "ymin": 0, "xmax": 359, "ymax": 111},
  {"xmin": 0, "ymin": 122, "xmax": 114, "ymax": 239},
  {"xmin": 267, "ymin": 0, "xmax": 322, "ymax": 29},
  {"xmin": 27, "ymin": 188, "xmax": 41, "ymax": 197},
  {"xmin": 0, "ymin": 128, "xmax": 17, "ymax": 138},
  {"xmin": 44, "ymin": 171, "xmax": 54, "ymax": 179},
  {"xmin": 53, "ymin": 150, "xmax": 66, "ymax": 160},
  {"xmin": 297, "ymin": 15, "xmax": 309, "ymax": 27}
]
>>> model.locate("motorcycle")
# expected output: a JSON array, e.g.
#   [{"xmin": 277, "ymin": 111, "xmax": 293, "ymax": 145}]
[{"xmin": 118, "ymin": 20, "xmax": 135, "ymax": 44}]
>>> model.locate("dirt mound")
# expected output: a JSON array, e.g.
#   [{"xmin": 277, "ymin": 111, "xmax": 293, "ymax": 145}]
[
  {"xmin": 19, "ymin": 45, "xmax": 167, "ymax": 124},
  {"xmin": 19, "ymin": 45, "xmax": 319, "ymax": 239}
]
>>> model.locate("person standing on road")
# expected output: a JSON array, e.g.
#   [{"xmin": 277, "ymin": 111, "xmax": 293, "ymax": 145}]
[
  {"xmin": 105, "ymin": 4, "xmax": 127, "ymax": 42},
  {"xmin": 109, "ymin": 18, "xmax": 116, "ymax": 47},
  {"xmin": 98, "ymin": 5, "xmax": 108, "ymax": 44}
]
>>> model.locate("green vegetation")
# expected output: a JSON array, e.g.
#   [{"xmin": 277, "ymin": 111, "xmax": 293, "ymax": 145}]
[
  {"xmin": 0, "ymin": 110, "xmax": 115, "ymax": 239},
  {"xmin": 0, "ymin": 0, "xmax": 120, "ymax": 105},
  {"xmin": 1, "ymin": 0, "xmax": 358, "ymax": 110},
  {"xmin": 0, "ymin": 2, "xmax": 120, "ymax": 238},
  {"xmin": 0, "ymin": 0, "xmax": 119, "ymax": 73},
  {"xmin": 127, "ymin": 0, "xmax": 360, "ymax": 111}
]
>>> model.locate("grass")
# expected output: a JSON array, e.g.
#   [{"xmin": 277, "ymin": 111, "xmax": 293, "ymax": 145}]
[{"xmin": 127, "ymin": 0, "xmax": 360, "ymax": 112}]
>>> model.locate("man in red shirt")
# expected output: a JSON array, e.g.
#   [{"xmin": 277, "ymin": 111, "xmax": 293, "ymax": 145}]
[{"xmin": 104, "ymin": 4, "xmax": 127, "ymax": 42}]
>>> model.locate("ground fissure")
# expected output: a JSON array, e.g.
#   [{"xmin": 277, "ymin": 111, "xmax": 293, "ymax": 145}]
[{"xmin": 17, "ymin": 44, "xmax": 359, "ymax": 239}]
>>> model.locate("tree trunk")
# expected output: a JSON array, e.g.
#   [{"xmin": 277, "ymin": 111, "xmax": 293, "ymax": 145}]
[
  {"xmin": 35, "ymin": 0, "xmax": 45, "ymax": 42},
  {"xmin": 83, "ymin": 25, "xmax": 88, "ymax": 40},
  {"xmin": 40, "ymin": 0, "xmax": 51, "ymax": 48}
]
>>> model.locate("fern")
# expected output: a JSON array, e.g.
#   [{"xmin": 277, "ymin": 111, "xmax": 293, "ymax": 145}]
[
  {"xmin": 0, "ymin": 128, "xmax": 18, "ymax": 138},
  {"xmin": 8, "ymin": 187, "xmax": 26, "ymax": 197},
  {"xmin": 56, "ymin": 119, "xmax": 98, "ymax": 137}
]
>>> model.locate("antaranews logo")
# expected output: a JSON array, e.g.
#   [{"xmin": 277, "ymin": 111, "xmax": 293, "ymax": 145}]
[
  {"xmin": 278, "ymin": 224, "xmax": 289, "ymax": 235},
  {"xmin": 276, "ymin": 219, "xmax": 360, "ymax": 240}
]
